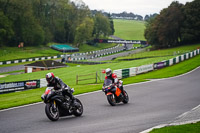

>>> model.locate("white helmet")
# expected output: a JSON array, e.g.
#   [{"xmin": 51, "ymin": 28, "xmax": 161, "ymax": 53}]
[
  {"xmin": 105, "ymin": 68, "xmax": 112, "ymax": 76},
  {"xmin": 46, "ymin": 72, "xmax": 55, "ymax": 83}
]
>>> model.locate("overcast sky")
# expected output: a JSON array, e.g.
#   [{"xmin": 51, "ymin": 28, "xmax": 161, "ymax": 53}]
[{"xmin": 72, "ymin": 0, "xmax": 194, "ymax": 17}]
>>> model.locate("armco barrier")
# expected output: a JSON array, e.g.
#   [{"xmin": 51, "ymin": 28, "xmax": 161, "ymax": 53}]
[
  {"xmin": 113, "ymin": 69, "xmax": 123, "ymax": 79},
  {"xmin": 122, "ymin": 69, "xmax": 130, "ymax": 78},
  {"xmin": 113, "ymin": 49, "xmax": 200, "ymax": 79},
  {"xmin": 0, "ymin": 55, "xmax": 64, "ymax": 65},
  {"xmin": 40, "ymin": 78, "xmax": 47, "ymax": 88}
]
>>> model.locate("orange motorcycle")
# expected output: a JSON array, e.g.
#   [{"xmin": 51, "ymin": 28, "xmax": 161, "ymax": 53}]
[{"xmin": 102, "ymin": 79, "xmax": 129, "ymax": 106}]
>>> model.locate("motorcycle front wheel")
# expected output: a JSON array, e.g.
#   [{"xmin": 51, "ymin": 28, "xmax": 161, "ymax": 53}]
[
  {"xmin": 73, "ymin": 98, "xmax": 83, "ymax": 117},
  {"xmin": 45, "ymin": 102, "xmax": 59, "ymax": 121},
  {"xmin": 122, "ymin": 90, "xmax": 129, "ymax": 104},
  {"xmin": 107, "ymin": 94, "xmax": 116, "ymax": 106}
]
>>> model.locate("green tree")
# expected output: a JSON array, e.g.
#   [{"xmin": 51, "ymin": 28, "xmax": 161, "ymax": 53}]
[
  {"xmin": 0, "ymin": 0, "xmax": 45, "ymax": 46},
  {"xmin": 181, "ymin": 0, "xmax": 200, "ymax": 44},
  {"xmin": 74, "ymin": 17, "xmax": 94, "ymax": 47},
  {"xmin": 93, "ymin": 13, "xmax": 111, "ymax": 38},
  {"xmin": 144, "ymin": 1, "xmax": 184, "ymax": 48},
  {"xmin": 109, "ymin": 19, "xmax": 115, "ymax": 35},
  {"xmin": 0, "ymin": 0, "xmax": 114, "ymax": 47},
  {"xmin": 144, "ymin": 17, "xmax": 159, "ymax": 47},
  {"xmin": 0, "ymin": 11, "xmax": 14, "ymax": 46}
]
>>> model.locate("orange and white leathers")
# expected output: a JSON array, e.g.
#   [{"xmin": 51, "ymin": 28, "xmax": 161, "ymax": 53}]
[{"xmin": 105, "ymin": 73, "xmax": 123, "ymax": 89}]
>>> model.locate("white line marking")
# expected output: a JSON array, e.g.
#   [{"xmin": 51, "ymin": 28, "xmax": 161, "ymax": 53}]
[
  {"xmin": 0, "ymin": 102, "xmax": 42, "ymax": 112},
  {"xmin": 140, "ymin": 104, "xmax": 200, "ymax": 133}
]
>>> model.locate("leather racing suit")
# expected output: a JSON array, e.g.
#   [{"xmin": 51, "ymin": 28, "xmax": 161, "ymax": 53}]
[{"xmin": 47, "ymin": 77, "xmax": 75, "ymax": 104}]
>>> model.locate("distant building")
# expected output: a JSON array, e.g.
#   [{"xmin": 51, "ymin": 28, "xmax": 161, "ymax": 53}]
[{"xmin": 24, "ymin": 60, "xmax": 67, "ymax": 73}]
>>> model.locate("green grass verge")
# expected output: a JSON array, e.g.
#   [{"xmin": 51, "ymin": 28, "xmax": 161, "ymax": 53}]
[
  {"xmin": 0, "ymin": 43, "xmax": 117, "ymax": 62},
  {"xmin": 0, "ymin": 53, "xmax": 200, "ymax": 110},
  {"xmin": 0, "ymin": 46, "xmax": 62, "ymax": 62},
  {"xmin": 116, "ymin": 44, "xmax": 200, "ymax": 60},
  {"xmin": 0, "ymin": 70, "xmax": 24, "ymax": 75},
  {"xmin": 113, "ymin": 19, "xmax": 146, "ymax": 40},
  {"xmin": 78, "ymin": 43, "xmax": 117, "ymax": 53},
  {"xmin": 150, "ymin": 122, "xmax": 200, "ymax": 133}
]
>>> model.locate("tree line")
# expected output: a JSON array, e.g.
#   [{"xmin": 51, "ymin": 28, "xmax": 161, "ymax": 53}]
[
  {"xmin": 92, "ymin": 10, "xmax": 157, "ymax": 21},
  {"xmin": 145, "ymin": 0, "xmax": 200, "ymax": 49},
  {"xmin": 0, "ymin": 0, "xmax": 114, "ymax": 47}
]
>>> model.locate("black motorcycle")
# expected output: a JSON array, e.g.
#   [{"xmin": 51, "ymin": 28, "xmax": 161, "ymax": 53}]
[
  {"xmin": 102, "ymin": 79, "xmax": 129, "ymax": 106},
  {"xmin": 41, "ymin": 87, "xmax": 83, "ymax": 121}
]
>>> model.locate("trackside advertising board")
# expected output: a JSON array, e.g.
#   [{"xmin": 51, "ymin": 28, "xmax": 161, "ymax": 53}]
[
  {"xmin": 154, "ymin": 62, "xmax": 167, "ymax": 69},
  {"xmin": 94, "ymin": 39, "xmax": 147, "ymax": 45},
  {"xmin": 0, "ymin": 80, "xmax": 40, "ymax": 94},
  {"xmin": 113, "ymin": 64, "xmax": 154, "ymax": 79},
  {"xmin": 136, "ymin": 64, "xmax": 154, "ymax": 74},
  {"xmin": 0, "ymin": 81, "xmax": 24, "ymax": 93}
]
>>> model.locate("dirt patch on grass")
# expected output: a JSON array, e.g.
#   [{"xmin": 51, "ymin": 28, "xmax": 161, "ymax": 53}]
[{"xmin": 0, "ymin": 74, "xmax": 9, "ymax": 78}]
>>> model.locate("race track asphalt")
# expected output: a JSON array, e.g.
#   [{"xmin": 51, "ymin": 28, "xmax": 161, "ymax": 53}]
[
  {"xmin": 88, "ymin": 49, "xmax": 145, "ymax": 61},
  {"xmin": 0, "ymin": 65, "xmax": 25, "ymax": 73},
  {"xmin": 0, "ymin": 67, "xmax": 200, "ymax": 133}
]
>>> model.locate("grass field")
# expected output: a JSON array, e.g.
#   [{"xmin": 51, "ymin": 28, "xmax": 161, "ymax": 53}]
[
  {"xmin": 113, "ymin": 19, "xmax": 146, "ymax": 40},
  {"xmin": 150, "ymin": 122, "xmax": 200, "ymax": 133},
  {"xmin": 0, "ymin": 43, "xmax": 117, "ymax": 62},
  {"xmin": 0, "ymin": 46, "xmax": 61, "ymax": 62}
]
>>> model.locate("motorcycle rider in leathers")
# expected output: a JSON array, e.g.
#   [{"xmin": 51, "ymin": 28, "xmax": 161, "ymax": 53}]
[
  {"xmin": 46, "ymin": 72, "xmax": 76, "ymax": 106},
  {"xmin": 104, "ymin": 68, "xmax": 125, "ymax": 95}
]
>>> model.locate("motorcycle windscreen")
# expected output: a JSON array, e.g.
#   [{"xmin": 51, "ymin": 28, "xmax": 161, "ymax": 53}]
[{"xmin": 104, "ymin": 79, "xmax": 112, "ymax": 87}]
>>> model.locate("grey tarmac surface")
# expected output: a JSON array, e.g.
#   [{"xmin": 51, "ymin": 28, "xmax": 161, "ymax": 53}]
[
  {"xmin": 0, "ymin": 59, "xmax": 61, "ymax": 73},
  {"xmin": 0, "ymin": 65, "xmax": 25, "ymax": 73},
  {"xmin": 0, "ymin": 67, "xmax": 200, "ymax": 133},
  {"xmin": 0, "ymin": 48, "xmax": 144, "ymax": 73},
  {"xmin": 89, "ymin": 49, "xmax": 145, "ymax": 61}
]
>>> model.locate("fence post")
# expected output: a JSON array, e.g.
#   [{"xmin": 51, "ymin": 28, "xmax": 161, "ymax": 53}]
[
  {"xmin": 76, "ymin": 75, "xmax": 78, "ymax": 85},
  {"xmin": 96, "ymin": 72, "xmax": 97, "ymax": 83}
]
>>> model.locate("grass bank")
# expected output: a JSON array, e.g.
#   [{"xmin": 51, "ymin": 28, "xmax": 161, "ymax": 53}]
[
  {"xmin": 0, "ymin": 43, "xmax": 117, "ymax": 62},
  {"xmin": 113, "ymin": 19, "xmax": 146, "ymax": 40},
  {"xmin": 150, "ymin": 122, "xmax": 200, "ymax": 133}
]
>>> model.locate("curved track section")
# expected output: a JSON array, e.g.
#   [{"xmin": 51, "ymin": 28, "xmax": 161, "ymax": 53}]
[{"xmin": 0, "ymin": 67, "xmax": 200, "ymax": 133}]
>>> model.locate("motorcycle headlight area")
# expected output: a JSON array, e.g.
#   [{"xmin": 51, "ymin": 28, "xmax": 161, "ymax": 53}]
[{"xmin": 41, "ymin": 94, "xmax": 45, "ymax": 100}]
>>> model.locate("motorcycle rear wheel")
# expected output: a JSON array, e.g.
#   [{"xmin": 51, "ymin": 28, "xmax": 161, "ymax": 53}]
[
  {"xmin": 107, "ymin": 94, "xmax": 116, "ymax": 106},
  {"xmin": 45, "ymin": 102, "xmax": 59, "ymax": 121}
]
